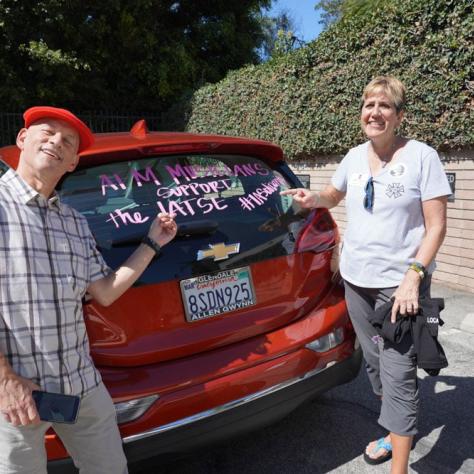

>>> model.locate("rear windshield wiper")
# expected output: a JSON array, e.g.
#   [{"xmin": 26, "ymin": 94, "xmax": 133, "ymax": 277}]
[
  {"xmin": 177, "ymin": 220, "xmax": 218, "ymax": 237},
  {"xmin": 103, "ymin": 220, "xmax": 219, "ymax": 247}
]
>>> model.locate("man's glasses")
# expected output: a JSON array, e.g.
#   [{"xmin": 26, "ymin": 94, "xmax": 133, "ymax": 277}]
[{"xmin": 364, "ymin": 176, "xmax": 374, "ymax": 211}]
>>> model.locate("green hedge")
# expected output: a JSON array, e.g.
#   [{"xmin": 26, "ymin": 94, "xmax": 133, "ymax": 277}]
[{"xmin": 186, "ymin": 0, "xmax": 474, "ymax": 160}]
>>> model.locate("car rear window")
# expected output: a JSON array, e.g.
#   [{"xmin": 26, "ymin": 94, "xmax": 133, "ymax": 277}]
[
  {"xmin": 58, "ymin": 154, "xmax": 304, "ymax": 284},
  {"xmin": 0, "ymin": 160, "xmax": 9, "ymax": 178}
]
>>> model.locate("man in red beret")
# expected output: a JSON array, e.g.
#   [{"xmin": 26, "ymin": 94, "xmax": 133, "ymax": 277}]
[{"xmin": 0, "ymin": 107, "xmax": 177, "ymax": 473}]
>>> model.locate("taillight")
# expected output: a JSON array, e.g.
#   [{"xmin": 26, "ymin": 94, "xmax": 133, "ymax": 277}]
[{"xmin": 294, "ymin": 209, "xmax": 339, "ymax": 254}]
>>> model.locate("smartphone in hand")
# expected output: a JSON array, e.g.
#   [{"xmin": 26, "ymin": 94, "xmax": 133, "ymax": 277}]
[{"xmin": 32, "ymin": 391, "xmax": 81, "ymax": 424}]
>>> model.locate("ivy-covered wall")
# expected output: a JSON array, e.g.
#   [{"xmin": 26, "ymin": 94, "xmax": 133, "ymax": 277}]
[{"xmin": 186, "ymin": 0, "xmax": 474, "ymax": 160}]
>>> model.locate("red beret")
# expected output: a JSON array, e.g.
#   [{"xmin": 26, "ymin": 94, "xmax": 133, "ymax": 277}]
[{"xmin": 23, "ymin": 106, "xmax": 94, "ymax": 153}]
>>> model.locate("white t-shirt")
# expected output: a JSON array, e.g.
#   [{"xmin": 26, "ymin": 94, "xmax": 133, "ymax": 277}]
[{"xmin": 331, "ymin": 139, "xmax": 452, "ymax": 288}]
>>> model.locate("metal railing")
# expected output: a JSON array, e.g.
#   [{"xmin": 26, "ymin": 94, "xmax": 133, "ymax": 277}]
[{"xmin": 0, "ymin": 111, "xmax": 167, "ymax": 147}]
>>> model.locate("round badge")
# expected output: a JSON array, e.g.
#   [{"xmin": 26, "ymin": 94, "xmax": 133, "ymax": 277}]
[{"xmin": 389, "ymin": 163, "xmax": 406, "ymax": 177}]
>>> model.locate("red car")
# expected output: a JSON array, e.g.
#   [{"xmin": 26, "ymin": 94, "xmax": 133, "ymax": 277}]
[{"xmin": 0, "ymin": 121, "xmax": 361, "ymax": 472}]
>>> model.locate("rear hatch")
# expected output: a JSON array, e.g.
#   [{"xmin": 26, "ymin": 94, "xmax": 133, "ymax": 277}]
[{"xmin": 57, "ymin": 151, "xmax": 338, "ymax": 366}]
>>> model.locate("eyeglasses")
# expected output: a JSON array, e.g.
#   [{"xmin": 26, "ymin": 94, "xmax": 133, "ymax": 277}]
[{"xmin": 364, "ymin": 176, "xmax": 374, "ymax": 211}]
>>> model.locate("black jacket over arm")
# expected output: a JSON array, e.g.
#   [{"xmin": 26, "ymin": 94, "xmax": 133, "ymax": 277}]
[{"xmin": 368, "ymin": 297, "xmax": 448, "ymax": 376}]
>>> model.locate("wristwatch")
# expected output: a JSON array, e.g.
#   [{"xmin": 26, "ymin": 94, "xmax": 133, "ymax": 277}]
[
  {"xmin": 408, "ymin": 261, "xmax": 426, "ymax": 279},
  {"xmin": 142, "ymin": 236, "xmax": 161, "ymax": 255}
]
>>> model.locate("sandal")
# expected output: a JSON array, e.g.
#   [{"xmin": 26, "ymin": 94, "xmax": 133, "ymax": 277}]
[{"xmin": 363, "ymin": 437, "xmax": 393, "ymax": 465}]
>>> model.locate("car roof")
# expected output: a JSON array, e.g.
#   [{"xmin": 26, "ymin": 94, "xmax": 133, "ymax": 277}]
[{"xmin": 0, "ymin": 120, "xmax": 284, "ymax": 169}]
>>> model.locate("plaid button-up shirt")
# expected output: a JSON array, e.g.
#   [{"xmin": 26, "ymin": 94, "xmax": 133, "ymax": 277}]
[{"xmin": 0, "ymin": 169, "xmax": 111, "ymax": 396}]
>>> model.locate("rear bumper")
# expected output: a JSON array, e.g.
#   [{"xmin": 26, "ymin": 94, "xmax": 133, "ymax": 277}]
[
  {"xmin": 47, "ymin": 346, "xmax": 361, "ymax": 473},
  {"xmin": 126, "ymin": 345, "xmax": 362, "ymax": 464}
]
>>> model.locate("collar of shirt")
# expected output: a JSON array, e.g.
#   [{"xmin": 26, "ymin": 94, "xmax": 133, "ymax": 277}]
[{"xmin": 1, "ymin": 168, "xmax": 61, "ymax": 210}]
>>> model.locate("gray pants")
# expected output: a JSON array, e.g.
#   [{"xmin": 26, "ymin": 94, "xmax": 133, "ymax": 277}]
[
  {"xmin": 344, "ymin": 277, "xmax": 431, "ymax": 436},
  {"xmin": 0, "ymin": 382, "xmax": 128, "ymax": 474}
]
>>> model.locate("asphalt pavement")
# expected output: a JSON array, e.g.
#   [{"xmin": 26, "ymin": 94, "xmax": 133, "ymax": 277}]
[{"xmin": 135, "ymin": 282, "xmax": 474, "ymax": 474}]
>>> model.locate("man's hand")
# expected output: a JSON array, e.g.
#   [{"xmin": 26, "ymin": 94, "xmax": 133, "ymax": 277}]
[
  {"xmin": 280, "ymin": 188, "xmax": 320, "ymax": 209},
  {"xmin": 390, "ymin": 270, "xmax": 422, "ymax": 323},
  {"xmin": 147, "ymin": 212, "xmax": 177, "ymax": 247},
  {"xmin": 0, "ymin": 373, "xmax": 41, "ymax": 426}
]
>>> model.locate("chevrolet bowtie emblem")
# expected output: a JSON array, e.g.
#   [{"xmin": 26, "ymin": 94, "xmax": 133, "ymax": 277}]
[{"xmin": 197, "ymin": 243, "xmax": 240, "ymax": 261}]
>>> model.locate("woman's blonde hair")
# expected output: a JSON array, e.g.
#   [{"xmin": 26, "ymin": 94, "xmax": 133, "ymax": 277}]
[{"xmin": 361, "ymin": 76, "xmax": 406, "ymax": 113}]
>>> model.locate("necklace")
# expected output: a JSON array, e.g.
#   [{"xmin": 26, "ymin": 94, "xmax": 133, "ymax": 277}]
[{"xmin": 371, "ymin": 138, "xmax": 398, "ymax": 168}]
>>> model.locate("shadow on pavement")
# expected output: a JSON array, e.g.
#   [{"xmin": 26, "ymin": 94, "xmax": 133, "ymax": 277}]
[{"xmin": 411, "ymin": 374, "xmax": 474, "ymax": 474}]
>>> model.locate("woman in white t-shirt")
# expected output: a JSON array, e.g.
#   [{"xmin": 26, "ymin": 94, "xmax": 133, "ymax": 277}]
[{"xmin": 282, "ymin": 76, "xmax": 451, "ymax": 474}]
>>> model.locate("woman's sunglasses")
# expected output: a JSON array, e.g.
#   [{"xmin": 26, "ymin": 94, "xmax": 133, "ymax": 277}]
[{"xmin": 364, "ymin": 177, "xmax": 374, "ymax": 211}]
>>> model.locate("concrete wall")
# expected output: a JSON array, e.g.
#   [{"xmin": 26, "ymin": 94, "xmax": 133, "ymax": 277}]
[{"xmin": 290, "ymin": 148, "xmax": 474, "ymax": 293}]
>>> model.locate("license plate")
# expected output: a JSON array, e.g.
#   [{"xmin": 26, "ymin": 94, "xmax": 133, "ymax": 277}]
[{"xmin": 180, "ymin": 267, "xmax": 256, "ymax": 322}]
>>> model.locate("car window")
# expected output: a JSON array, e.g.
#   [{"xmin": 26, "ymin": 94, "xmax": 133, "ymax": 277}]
[
  {"xmin": 0, "ymin": 160, "xmax": 10, "ymax": 178},
  {"xmin": 58, "ymin": 154, "xmax": 303, "ymax": 283}
]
